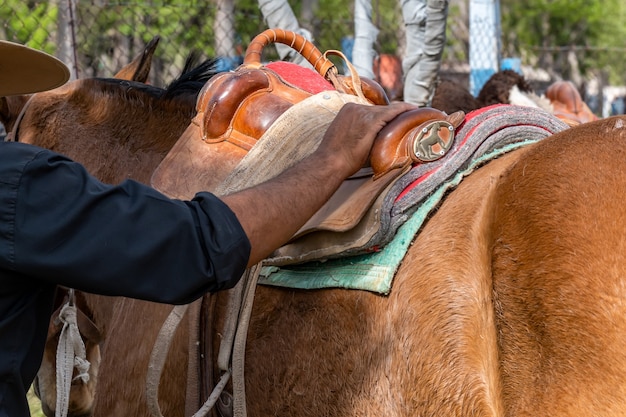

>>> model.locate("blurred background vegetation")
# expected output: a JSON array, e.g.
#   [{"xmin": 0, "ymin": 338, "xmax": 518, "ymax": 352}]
[
  {"xmin": 2, "ymin": 0, "xmax": 625, "ymax": 88},
  {"xmin": 28, "ymin": 387, "xmax": 44, "ymax": 417}
]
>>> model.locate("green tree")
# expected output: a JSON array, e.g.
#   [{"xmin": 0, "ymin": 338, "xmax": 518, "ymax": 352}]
[
  {"xmin": 0, "ymin": 1, "xmax": 58, "ymax": 53},
  {"xmin": 500, "ymin": 0, "xmax": 626, "ymax": 85}
]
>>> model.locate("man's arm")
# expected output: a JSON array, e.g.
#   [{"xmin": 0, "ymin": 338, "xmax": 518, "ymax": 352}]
[{"xmin": 220, "ymin": 101, "xmax": 416, "ymax": 266}]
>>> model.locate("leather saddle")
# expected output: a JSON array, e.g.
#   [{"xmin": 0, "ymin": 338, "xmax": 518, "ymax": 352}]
[
  {"xmin": 546, "ymin": 80, "xmax": 598, "ymax": 126},
  {"xmin": 151, "ymin": 28, "xmax": 464, "ymax": 263}
]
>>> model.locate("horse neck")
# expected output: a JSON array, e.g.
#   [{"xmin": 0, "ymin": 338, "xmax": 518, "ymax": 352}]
[
  {"xmin": 17, "ymin": 82, "xmax": 197, "ymax": 185},
  {"xmin": 78, "ymin": 82, "xmax": 197, "ymax": 152}
]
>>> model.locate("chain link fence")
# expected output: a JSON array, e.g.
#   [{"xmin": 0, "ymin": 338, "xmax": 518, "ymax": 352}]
[
  {"xmin": 3, "ymin": 1, "xmax": 266, "ymax": 87},
  {"xmin": 0, "ymin": 1, "xmax": 376, "ymax": 87},
  {"xmin": 11, "ymin": 0, "xmax": 611, "ymax": 113},
  {"xmin": 2, "ymin": 0, "xmax": 475, "ymax": 88}
]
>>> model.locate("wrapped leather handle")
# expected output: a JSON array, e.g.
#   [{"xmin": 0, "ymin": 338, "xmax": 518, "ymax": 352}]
[
  {"xmin": 244, "ymin": 28, "xmax": 338, "ymax": 83},
  {"xmin": 370, "ymin": 109, "xmax": 464, "ymax": 179},
  {"xmin": 244, "ymin": 28, "xmax": 389, "ymax": 105}
]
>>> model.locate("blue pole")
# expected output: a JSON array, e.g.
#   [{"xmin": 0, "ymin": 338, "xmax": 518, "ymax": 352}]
[{"xmin": 469, "ymin": 0, "xmax": 501, "ymax": 96}]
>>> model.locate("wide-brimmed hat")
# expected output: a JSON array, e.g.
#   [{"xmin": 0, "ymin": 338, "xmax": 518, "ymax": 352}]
[{"xmin": 0, "ymin": 40, "xmax": 70, "ymax": 96}]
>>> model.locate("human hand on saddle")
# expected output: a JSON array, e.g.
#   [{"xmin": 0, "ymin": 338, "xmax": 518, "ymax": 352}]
[
  {"xmin": 221, "ymin": 101, "xmax": 417, "ymax": 267},
  {"xmin": 315, "ymin": 101, "xmax": 418, "ymax": 178}
]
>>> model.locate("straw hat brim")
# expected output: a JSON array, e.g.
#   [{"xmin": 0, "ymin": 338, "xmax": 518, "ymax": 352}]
[{"xmin": 0, "ymin": 40, "xmax": 70, "ymax": 96}]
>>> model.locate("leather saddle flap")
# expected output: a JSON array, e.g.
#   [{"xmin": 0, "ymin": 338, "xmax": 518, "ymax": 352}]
[
  {"xmin": 291, "ymin": 166, "xmax": 405, "ymax": 240},
  {"xmin": 266, "ymin": 165, "xmax": 409, "ymax": 266}
]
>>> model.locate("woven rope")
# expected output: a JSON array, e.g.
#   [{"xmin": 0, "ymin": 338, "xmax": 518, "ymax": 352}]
[{"xmin": 55, "ymin": 292, "xmax": 90, "ymax": 417}]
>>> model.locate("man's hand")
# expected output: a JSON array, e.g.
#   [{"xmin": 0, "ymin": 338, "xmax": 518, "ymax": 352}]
[
  {"xmin": 315, "ymin": 101, "xmax": 418, "ymax": 178},
  {"xmin": 221, "ymin": 101, "xmax": 417, "ymax": 267}
]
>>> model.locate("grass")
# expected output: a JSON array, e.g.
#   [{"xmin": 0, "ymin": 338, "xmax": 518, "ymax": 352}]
[{"xmin": 27, "ymin": 386, "xmax": 45, "ymax": 417}]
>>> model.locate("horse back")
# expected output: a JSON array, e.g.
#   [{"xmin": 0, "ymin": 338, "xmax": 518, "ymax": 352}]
[
  {"xmin": 238, "ymin": 149, "xmax": 530, "ymax": 416},
  {"xmin": 491, "ymin": 116, "xmax": 626, "ymax": 415}
]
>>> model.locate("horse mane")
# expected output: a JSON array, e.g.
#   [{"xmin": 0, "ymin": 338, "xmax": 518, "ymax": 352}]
[
  {"xmin": 163, "ymin": 52, "xmax": 220, "ymax": 99},
  {"xmin": 57, "ymin": 54, "xmax": 220, "ymax": 129},
  {"xmin": 78, "ymin": 53, "xmax": 219, "ymax": 108}
]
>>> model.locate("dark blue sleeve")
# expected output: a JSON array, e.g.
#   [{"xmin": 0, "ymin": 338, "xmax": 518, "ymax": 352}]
[{"xmin": 0, "ymin": 142, "xmax": 251, "ymax": 304}]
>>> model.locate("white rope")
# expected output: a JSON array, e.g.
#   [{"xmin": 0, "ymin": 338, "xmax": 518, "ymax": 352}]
[{"xmin": 55, "ymin": 289, "xmax": 90, "ymax": 417}]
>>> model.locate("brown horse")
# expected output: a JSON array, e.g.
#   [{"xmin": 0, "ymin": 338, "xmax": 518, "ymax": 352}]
[
  {"xmin": 1, "ymin": 36, "xmax": 160, "ymax": 136},
  {"xmin": 80, "ymin": 114, "xmax": 626, "ymax": 417},
  {"xmin": 11, "ymin": 36, "xmax": 161, "ymax": 416},
  {"xmin": 12, "ymin": 57, "xmax": 216, "ymax": 183},
  {"xmin": 20, "ymin": 67, "xmax": 626, "ymax": 415},
  {"xmin": 14, "ymin": 55, "xmax": 219, "ymax": 417},
  {"xmin": 20, "ymin": 33, "xmax": 618, "ymax": 415}
]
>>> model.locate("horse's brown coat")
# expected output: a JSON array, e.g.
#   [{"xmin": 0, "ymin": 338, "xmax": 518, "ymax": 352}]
[
  {"xmin": 431, "ymin": 70, "xmax": 533, "ymax": 115},
  {"xmin": 20, "ymin": 50, "xmax": 622, "ymax": 415},
  {"xmin": 491, "ymin": 117, "xmax": 626, "ymax": 415},
  {"xmin": 1, "ymin": 36, "xmax": 159, "ymax": 141},
  {"xmin": 15, "ymin": 79, "xmax": 197, "ymax": 184},
  {"xmin": 91, "ymin": 148, "xmax": 517, "ymax": 416},
  {"xmin": 89, "ymin": 116, "xmax": 626, "ymax": 417}
]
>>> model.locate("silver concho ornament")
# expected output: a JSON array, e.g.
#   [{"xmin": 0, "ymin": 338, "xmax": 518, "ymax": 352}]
[{"xmin": 410, "ymin": 120, "xmax": 455, "ymax": 163}]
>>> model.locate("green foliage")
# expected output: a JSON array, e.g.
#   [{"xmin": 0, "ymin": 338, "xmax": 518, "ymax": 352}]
[
  {"xmin": 370, "ymin": 0, "xmax": 403, "ymax": 54},
  {"xmin": 3, "ymin": 0, "xmax": 625, "ymax": 92},
  {"xmin": 28, "ymin": 386, "xmax": 44, "ymax": 417},
  {"xmin": 233, "ymin": 0, "xmax": 267, "ymax": 52},
  {"xmin": 1, "ymin": 0, "xmax": 403, "ymax": 84},
  {"xmin": 1, "ymin": 1, "xmax": 58, "ymax": 53},
  {"xmin": 71, "ymin": 1, "xmax": 222, "ymax": 81},
  {"xmin": 313, "ymin": 0, "xmax": 353, "ymax": 51},
  {"xmin": 444, "ymin": 2, "xmax": 468, "ymax": 63},
  {"xmin": 501, "ymin": 0, "xmax": 626, "ymax": 84}
]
